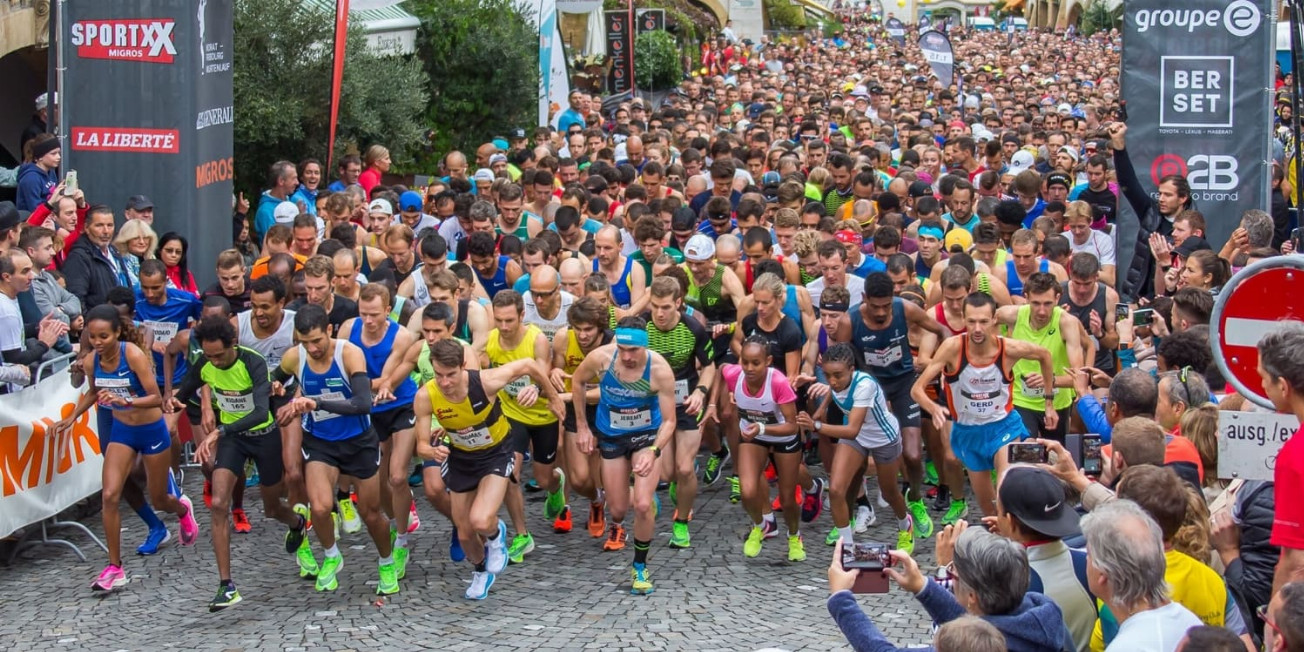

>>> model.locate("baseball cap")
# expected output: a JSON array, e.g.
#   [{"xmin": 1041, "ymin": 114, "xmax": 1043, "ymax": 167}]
[
  {"xmin": 35, "ymin": 92, "xmax": 49, "ymax": 111},
  {"xmin": 126, "ymin": 195, "xmax": 155, "ymax": 211},
  {"xmin": 761, "ymin": 182, "xmax": 780, "ymax": 203},
  {"xmin": 1057, "ymin": 103, "xmax": 1073, "ymax": 115},
  {"xmin": 509, "ymin": 127, "xmax": 528, "ymax": 140},
  {"xmin": 835, "ymin": 229, "xmax": 863, "ymax": 246},
  {"xmin": 908, "ymin": 180, "xmax": 933, "ymax": 199},
  {"xmin": 944, "ymin": 228, "xmax": 973, "ymax": 252},
  {"xmin": 1045, "ymin": 172, "xmax": 1072, "ymax": 189},
  {"xmin": 489, "ymin": 153, "xmax": 508, "ymax": 166},
  {"xmin": 1008, "ymin": 150, "xmax": 1035, "ymax": 175},
  {"xmin": 492, "ymin": 138, "xmax": 510, "ymax": 151},
  {"xmin": 1174, "ymin": 235, "xmax": 1212, "ymax": 258},
  {"xmin": 998, "ymin": 467, "xmax": 1080, "ymax": 539},
  {"xmin": 368, "ymin": 198, "xmax": 394, "ymax": 216},
  {"xmin": 1058, "ymin": 146, "xmax": 1080, "ymax": 164},
  {"xmin": 0, "ymin": 201, "xmax": 20, "ymax": 231},
  {"xmin": 747, "ymin": 102, "xmax": 766, "ymax": 119},
  {"xmin": 399, "ymin": 191, "xmax": 423, "ymax": 212},
  {"xmin": 761, "ymin": 171, "xmax": 782, "ymax": 186},
  {"xmin": 473, "ymin": 168, "xmax": 495, "ymax": 183},
  {"xmin": 273, "ymin": 201, "xmax": 299, "ymax": 225},
  {"xmin": 683, "ymin": 234, "xmax": 716, "ymax": 262}
]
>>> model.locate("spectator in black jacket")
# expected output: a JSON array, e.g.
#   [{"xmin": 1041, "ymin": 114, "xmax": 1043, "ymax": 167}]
[
  {"xmin": 1109, "ymin": 123, "xmax": 1193, "ymax": 300},
  {"xmin": 62, "ymin": 205, "xmax": 133, "ymax": 310},
  {"xmin": 1211, "ymin": 480, "xmax": 1278, "ymax": 642}
]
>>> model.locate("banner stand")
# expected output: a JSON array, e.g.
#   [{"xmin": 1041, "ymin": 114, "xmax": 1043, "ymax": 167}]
[{"xmin": 8, "ymin": 516, "xmax": 107, "ymax": 564}]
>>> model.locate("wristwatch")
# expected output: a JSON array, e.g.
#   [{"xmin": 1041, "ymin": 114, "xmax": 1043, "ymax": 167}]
[
  {"xmin": 695, "ymin": 384, "xmax": 708, "ymax": 396},
  {"xmin": 814, "ymin": 420, "xmax": 823, "ymax": 433},
  {"xmin": 649, "ymin": 445, "xmax": 661, "ymax": 458}
]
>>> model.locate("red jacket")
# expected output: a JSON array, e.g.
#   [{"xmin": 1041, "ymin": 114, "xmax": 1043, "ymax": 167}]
[{"xmin": 26, "ymin": 200, "xmax": 86, "ymax": 268}]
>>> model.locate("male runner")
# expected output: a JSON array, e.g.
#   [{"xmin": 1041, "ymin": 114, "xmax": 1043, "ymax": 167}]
[
  {"xmin": 136, "ymin": 259, "xmax": 201, "ymax": 480},
  {"xmin": 995, "ymin": 272, "xmax": 1084, "ymax": 442},
  {"xmin": 550, "ymin": 297, "xmax": 613, "ymax": 538}
]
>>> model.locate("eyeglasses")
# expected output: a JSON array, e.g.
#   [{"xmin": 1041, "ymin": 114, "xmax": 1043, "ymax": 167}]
[
  {"xmin": 1177, "ymin": 366, "xmax": 1196, "ymax": 406},
  {"xmin": 1258, "ymin": 604, "xmax": 1286, "ymax": 645}
]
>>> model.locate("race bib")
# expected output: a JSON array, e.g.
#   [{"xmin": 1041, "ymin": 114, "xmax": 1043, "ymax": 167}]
[
  {"xmin": 214, "ymin": 389, "xmax": 253, "ymax": 414},
  {"xmin": 742, "ymin": 408, "xmax": 779, "ymax": 426},
  {"xmin": 97, "ymin": 377, "xmax": 133, "ymax": 402},
  {"xmin": 1020, "ymin": 376, "xmax": 1047, "ymax": 399},
  {"xmin": 959, "ymin": 390, "xmax": 997, "ymax": 416},
  {"xmin": 674, "ymin": 379, "xmax": 690, "ymax": 403},
  {"xmin": 450, "ymin": 426, "xmax": 493, "ymax": 449},
  {"xmin": 609, "ymin": 407, "xmax": 652, "ymax": 430},
  {"xmin": 310, "ymin": 391, "xmax": 344, "ymax": 422},
  {"xmin": 863, "ymin": 347, "xmax": 902, "ymax": 368},
  {"xmin": 504, "ymin": 375, "xmax": 532, "ymax": 399},
  {"xmin": 145, "ymin": 320, "xmax": 179, "ymax": 345}
]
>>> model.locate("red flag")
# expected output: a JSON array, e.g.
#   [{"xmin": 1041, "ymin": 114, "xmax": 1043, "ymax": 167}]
[{"xmin": 328, "ymin": 0, "xmax": 351, "ymax": 170}]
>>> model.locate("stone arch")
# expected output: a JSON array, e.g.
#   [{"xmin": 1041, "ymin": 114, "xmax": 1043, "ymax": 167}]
[{"xmin": 688, "ymin": 0, "xmax": 728, "ymax": 27}]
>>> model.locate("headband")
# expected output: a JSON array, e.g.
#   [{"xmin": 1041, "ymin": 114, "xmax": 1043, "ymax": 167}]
[
  {"xmin": 31, "ymin": 138, "xmax": 59, "ymax": 160},
  {"xmin": 919, "ymin": 225, "xmax": 946, "ymax": 241},
  {"xmin": 820, "ymin": 301, "xmax": 850, "ymax": 313},
  {"xmin": 614, "ymin": 327, "xmax": 648, "ymax": 348}
]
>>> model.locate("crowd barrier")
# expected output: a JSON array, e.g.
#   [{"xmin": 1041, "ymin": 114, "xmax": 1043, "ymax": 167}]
[{"xmin": 1, "ymin": 354, "xmax": 106, "ymax": 561}]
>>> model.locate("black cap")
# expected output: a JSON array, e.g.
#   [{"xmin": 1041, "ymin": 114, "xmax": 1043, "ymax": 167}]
[
  {"xmin": 1174, "ymin": 235, "xmax": 1212, "ymax": 258},
  {"xmin": 0, "ymin": 201, "xmax": 20, "ymax": 231},
  {"xmin": 908, "ymin": 180, "xmax": 933, "ymax": 198},
  {"xmin": 509, "ymin": 128, "xmax": 527, "ymax": 140},
  {"xmin": 998, "ymin": 467, "xmax": 1080, "ymax": 539},
  {"xmin": 1045, "ymin": 172, "xmax": 1072, "ymax": 189},
  {"xmin": 126, "ymin": 195, "xmax": 154, "ymax": 211},
  {"xmin": 762, "ymin": 182, "xmax": 780, "ymax": 203}
]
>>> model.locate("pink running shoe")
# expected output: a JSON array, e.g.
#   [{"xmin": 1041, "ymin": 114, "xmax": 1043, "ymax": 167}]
[
  {"xmin": 178, "ymin": 495, "xmax": 199, "ymax": 546},
  {"xmin": 407, "ymin": 502, "xmax": 421, "ymax": 534},
  {"xmin": 91, "ymin": 564, "xmax": 127, "ymax": 592}
]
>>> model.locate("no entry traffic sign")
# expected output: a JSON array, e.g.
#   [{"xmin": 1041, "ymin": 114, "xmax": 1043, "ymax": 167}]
[{"xmin": 1212, "ymin": 257, "xmax": 1304, "ymax": 408}]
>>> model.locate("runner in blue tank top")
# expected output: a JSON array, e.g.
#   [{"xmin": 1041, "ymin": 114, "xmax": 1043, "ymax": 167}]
[
  {"xmin": 570, "ymin": 317, "xmax": 677, "ymax": 596},
  {"xmin": 466, "ymin": 230, "xmax": 522, "ymax": 300},
  {"xmin": 135, "ymin": 260, "xmax": 201, "ymax": 480},
  {"xmin": 592, "ymin": 225, "xmax": 647, "ymax": 311},
  {"xmin": 341, "ymin": 284, "xmax": 420, "ymax": 575},
  {"xmin": 57, "ymin": 305, "xmax": 200, "ymax": 594},
  {"xmin": 272, "ymin": 305, "xmax": 396, "ymax": 595}
]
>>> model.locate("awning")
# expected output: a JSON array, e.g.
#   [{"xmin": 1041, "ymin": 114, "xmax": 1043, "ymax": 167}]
[{"xmin": 302, "ymin": 0, "xmax": 420, "ymax": 55}]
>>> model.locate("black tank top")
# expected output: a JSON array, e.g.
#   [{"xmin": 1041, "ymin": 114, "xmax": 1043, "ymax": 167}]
[{"xmin": 1058, "ymin": 281, "xmax": 1115, "ymax": 373}]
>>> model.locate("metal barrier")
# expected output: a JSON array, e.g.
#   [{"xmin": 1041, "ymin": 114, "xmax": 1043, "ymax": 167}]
[{"xmin": 32, "ymin": 351, "xmax": 76, "ymax": 382}]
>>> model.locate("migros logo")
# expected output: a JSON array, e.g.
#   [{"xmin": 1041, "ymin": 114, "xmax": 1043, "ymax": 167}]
[
  {"xmin": 70, "ymin": 19, "xmax": 178, "ymax": 64},
  {"xmin": 1134, "ymin": 0, "xmax": 1262, "ymax": 38}
]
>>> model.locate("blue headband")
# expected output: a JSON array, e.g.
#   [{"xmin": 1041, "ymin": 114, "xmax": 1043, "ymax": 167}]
[
  {"xmin": 614, "ymin": 327, "xmax": 648, "ymax": 348},
  {"xmin": 919, "ymin": 225, "xmax": 946, "ymax": 241}
]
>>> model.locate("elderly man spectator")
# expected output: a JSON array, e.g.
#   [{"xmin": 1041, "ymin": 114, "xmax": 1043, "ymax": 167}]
[
  {"xmin": 62, "ymin": 205, "xmax": 132, "ymax": 310},
  {"xmin": 1075, "ymin": 367, "xmax": 1157, "ymax": 442},
  {"xmin": 827, "ymin": 527, "xmax": 1075, "ymax": 651},
  {"xmin": 1080, "ymin": 500, "xmax": 1202, "ymax": 651}
]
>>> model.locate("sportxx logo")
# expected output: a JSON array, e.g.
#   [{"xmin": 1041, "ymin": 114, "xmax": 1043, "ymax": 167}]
[
  {"xmin": 70, "ymin": 19, "xmax": 178, "ymax": 64},
  {"xmin": 1134, "ymin": 0, "xmax": 1261, "ymax": 38}
]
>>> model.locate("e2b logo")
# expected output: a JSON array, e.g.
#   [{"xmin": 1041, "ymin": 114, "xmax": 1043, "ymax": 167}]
[{"xmin": 1150, "ymin": 154, "xmax": 1238, "ymax": 192}]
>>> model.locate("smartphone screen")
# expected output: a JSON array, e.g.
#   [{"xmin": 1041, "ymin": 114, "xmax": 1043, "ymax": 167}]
[
  {"xmin": 1114, "ymin": 303, "xmax": 1129, "ymax": 322},
  {"xmin": 1082, "ymin": 435, "xmax": 1103, "ymax": 476},
  {"xmin": 1007, "ymin": 442, "xmax": 1048, "ymax": 465},
  {"xmin": 1133, "ymin": 308, "xmax": 1153, "ymax": 327}
]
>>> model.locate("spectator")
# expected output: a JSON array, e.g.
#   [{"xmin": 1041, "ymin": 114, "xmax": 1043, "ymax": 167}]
[
  {"xmin": 19, "ymin": 226, "xmax": 79, "ymax": 353},
  {"xmin": 19, "ymin": 92, "xmax": 49, "ymax": 155},
  {"xmin": 124, "ymin": 195, "xmax": 155, "ymax": 224},
  {"xmin": 0, "ymin": 249, "xmax": 65, "ymax": 390},
  {"xmin": 17, "ymin": 134, "xmax": 60, "ymax": 212},
  {"xmin": 1111, "ymin": 123, "xmax": 1192, "ymax": 300},
  {"xmin": 359, "ymin": 144, "xmax": 390, "ymax": 195},
  {"xmin": 157, "ymin": 232, "xmax": 199, "ymax": 296},
  {"xmin": 1074, "ymin": 367, "xmax": 1157, "ymax": 442},
  {"xmin": 1174, "ymin": 625, "xmax": 1245, "ymax": 652},
  {"xmin": 63, "ymin": 205, "xmax": 133, "ymax": 310},
  {"xmin": 1258, "ymin": 324, "xmax": 1304, "ymax": 596},
  {"xmin": 935, "ymin": 617, "xmax": 1006, "ymax": 652},
  {"xmin": 1080, "ymin": 500, "xmax": 1203, "ymax": 652},
  {"xmin": 1262, "ymin": 582, "xmax": 1304, "ymax": 651},
  {"xmin": 253, "ymin": 160, "xmax": 298, "ymax": 244},
  {"xmin": 112, "ymin": 217, "xmax": 158, "ymax": 290}
]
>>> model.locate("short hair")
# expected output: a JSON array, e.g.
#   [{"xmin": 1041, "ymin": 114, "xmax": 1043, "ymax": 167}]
[
  {"xmin": 994, "ymin": 200, "xmax": 1027, "ymax": 227},
  {"xmin": 302, "ymin": 254, "xmax": 334, "ymax": 280},
  {"xmin": 633, "ymin": 215, "xmax": 665, "ymax": 243},
  {"xmin": 1068, "ymin": 251, "xmax": 1101, "ymax": 280},
  {"xmin": 1117, "ymin": 465, "xmax": 1189, "ymax": 542},
  {"xmin": 491, "ymin": 288, "xmax": 524, "ymax": 313},
  {"xmin": 358, "ymin": 283, "xmax": 392, "ymax": 309},
  {"xmin": 1109, "ymin": 368, "xmax": 1158, "ymax": 418},
  {"xmin": 18, "ymin": 225, "xmax": 54, "ymax": 252},
  {"xmin": 940, "ymin": 263, "xmax": 972, "ymax": 291},
  {"xmin": 1278, "ymin": 582, "xmax": 1304, "ymax": 649},
  {"xmin": 1178, "ymin": 625, "xmax": 1248, "ymax": 652},
  {"xmin": 193, "ymin": 316, "xmax": 237, "ymax": 348},
  {"xmin": 1111, "ymin": 417, "xmax": 1167, "ymax": 467},
  {"xmin": 467, "ymin": 231, "xmax": 496, "ymax": 258},
  {"xmin": 139, "ymin": 258, "xmax": 167, "ymax": 280},
  {"xmin": 567, "ymin": 296, "xmax": 607, "ymax": 329},
  {"xmin": 1157, "ymin": 331, "xmax": 1213, "ymax": 377},
  {"xmin": 1081, "ymin": 500, "xmax": 1169, "ymax": 609},
  {"xmin": 973, "ymin": 222, "xmax": 1001, "ymax": 246},
  {"xmin": 1171, "ymin": 287, "xmax": 1213, "ymax": 326},
  {"xmin": 217, "ymin": 248, "xmax": 246, "ymax": 271},
  {"xmin": 422, "ymin": 301, "xmax": 456, "ymax": 327},
  {"xmin": 965, "ymin": 290, "xmax": 997, "ymax": 315},
  {"xmin": 249, "ymin": 275, "xmax": 287, "ymax": 302},
  {"xmin": 293, "ymin": 303, "xmax": 330, "ymax": 336},
  {"xmin": 1259, "ymin": 322, "xmax": 1304, "ymax": 394},
  {"xmin": 430, "ymin": 338, "xmax": 466, "ymax": 368},
  {"xmin": 1023, "ymin": 272, "xmax": 1060, "ymax": 297},
  {"xmin": 816, "ymin": 239, "xmax": 847, "ymax": 261},
  {"xmin": 934, "ymin": 617, "xmax": 1005, "ymax": 652},
  {"xmin": 649, "ymin": 275, "xmax": 681, "ymax": 300},
  {"xmin": 1240, "ymin": 210, "xmax": 1274, "ymax": 248},
  {"xmin": 950, "ymin": 528, "xmax": 1030, "ymax": 615},
  {"xmin": 383, "ymin": 224, "xmax": 415, "ymax": 248}
]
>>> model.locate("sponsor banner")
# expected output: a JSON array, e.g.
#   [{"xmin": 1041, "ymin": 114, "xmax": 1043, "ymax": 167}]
[
  {"xmin": 0, "ymin": 370, "xmax": 103, "ymax": 539},
  {"xmin": 64, "ymin": 0, "xmax": 234, "ymax": 287},
  {"xmin": 918, "ymin": 30, "xmax": 954, "ymax": 88},
  {"xmin": 886, "ymin": 17, "xmax": 906, "ymax": 45},
  {"xmin": 1115, "ymin": 0, "xmax": 1274, "ymax": 287},
  {"xmin": 637, "ymin": 9, "xmax": 664, "ymax": 33},
  {"xmin": 606, "ymin": 10, "xmax": 632, "ymax": 94}
]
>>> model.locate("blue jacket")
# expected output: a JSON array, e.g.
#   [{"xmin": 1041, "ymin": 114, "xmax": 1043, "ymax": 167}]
[
  {"xmin": 253, "ymin": 191, "xmax": 284, "ymax": 244},
  {"xmin": 290, "ymin": 186, "xmax": 318, "ymax": 216},
  {"xmin": 16, "ymin": 163, "xmax": 57, "ymax": 212},
  {"xmin": 1075, "ymin": 396, "xmax": 1112, "ymax": 443},
  {"xmin": 827, "ymin": 579, "xmax": 1075, "ymax": 652}
]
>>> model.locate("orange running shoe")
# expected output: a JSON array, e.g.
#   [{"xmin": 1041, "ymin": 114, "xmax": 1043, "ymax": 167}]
[
  {"xmin": 553, "ymin": 506, "xmax": 573, "ymax": 533},
  {"xmin": 232, "ymin": 508, "xmax": 252, "ymax": 533},
  {"xmin": 588, "ymin": 503, "xmax": 606, "ymax": 538},
  {"xmin": 602, "ymin": 524, "xmax": 627, "ymax": 551},
  {"xmin": 203, "ymin": 480, "xmax": 212, "ymax": 509}
]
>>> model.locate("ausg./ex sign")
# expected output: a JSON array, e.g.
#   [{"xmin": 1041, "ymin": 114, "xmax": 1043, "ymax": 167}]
[{"xmin": 1160, "ymin": 56, "xmax": 1234, "ymax": 128}]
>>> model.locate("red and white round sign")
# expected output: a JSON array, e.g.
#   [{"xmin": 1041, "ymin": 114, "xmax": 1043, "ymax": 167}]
[{"xmin": 1212, "ymin": 257, "xmax": 1304, "ymax": 408}]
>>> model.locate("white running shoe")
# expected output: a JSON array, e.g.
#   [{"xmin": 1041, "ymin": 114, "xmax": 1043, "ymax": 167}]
[
  {"xmin": 855, "ymin": 504, "xmax": 875, "ymax": 532},
  {"xmin": 485, "ymin": 520, "xmax": 509, "ymax": 574},
  {"xmin": 465, "ymin": 570, "xmax": 495, "ymax": 600}
]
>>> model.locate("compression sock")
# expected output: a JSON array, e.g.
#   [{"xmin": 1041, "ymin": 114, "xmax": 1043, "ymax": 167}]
[
  {"xmin": 135, "ymin": 504, "xmax": 165, "ymax": 530},
  {"xmin": 634, "ymin": 539, "xmax": 650, "ymax": 565}
]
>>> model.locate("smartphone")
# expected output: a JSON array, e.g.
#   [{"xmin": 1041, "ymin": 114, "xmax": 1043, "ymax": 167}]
[
  {"xmin": 1082, "ymin": 434, "xmax": 1103, "ymax": 476},
  {"xmin": 841, "ymin": 542, "xmax": 891, "ymax": 594},
  {"xmin": 1133, "ymin": 308, "xmax": 1153, "ymax": 327},
  {"xmin": 1117, "ymin": 100, "xmax": 1128, "ymax": 123},
  {"xmin": 1292, "ymin": 226, "xmax": 1304, "ymax": 254},
  {"xmin": 1115, "ymin": 303, "xmax": 1130, "ymax": 322},
  {"xmin": 1065, "ymin": 433, "xmax": 1083, "ymax": 468},
  {"xmin": 1007, "ymin": 442, "xmax": 1049, "ymax": 465},
  {"xmin": 64, "ymin": 170, "xmax": 78, "ymax": 195}
]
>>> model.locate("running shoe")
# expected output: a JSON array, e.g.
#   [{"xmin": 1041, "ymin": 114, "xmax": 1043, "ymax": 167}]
[
  {"xmin": 924, "ymin": 460, "xmax": 939, "ymax": 487},
  {"xmin": 449, "ymin": 526, "xmax": 465, "ymax": 562},
  {"xmin": 545, "ymin": 469, "xmax": 566, "ymax": 520},
  {"xmin": 408, "ymin": 465, "xmax": 422, "ymax": 487},
  {"xmin": 245, "ymin": 467, "xmax": 259, "ymax": 488},
  {"xmin": 788, "ymin": 533, "xmax": 806, "ymax": 562},
  {"xmin": 588, "ymin": 503, "xmax": 606, "ymax": 538},
  {"xmin": 376, "ymin": 561, "xmax": 400, "ymax": 596},
  {"xmin": 630, "ymin": 562, "xmax": 654, "ymax": 595},
  {"xmin": 825, "ymin": 519, "xmax": 854, "ymax": 546},
  {"xmin": 465, "ymin": 570, "xmax": 495, "ymax": 600},
  {"xmin": 91, "ymin": 564, "xmax": 127, "ymax": 592},
  {"xmin": 897, "ymin": 518, "xmax": 916, "ymax": 556},
  {"xmin": 703, "ymin": 447, "xmax": 729, "ymax": 485},
  {"xmin": 232, "ymin": 508, "xmax": 252, "ymax": 534},
  {"xmin": 508, "ymin": 533, "xmax": 535, "ymax": 564},
  {"xmin": 338, "ymin": 496, "xmax": 362, "ymax": 534},
  {"xmin": 743, "ymin": 525, "xmax": 764, "ymax": 557},
  {"xmin": 802, "ymin": 477, "xmax": 827, "ymax": 523},
  {"xmin": 178, "ymin": 495, "xmax": 199, "ymax": 546},
  {"xmin": 407, "ymin": 502, "xmax": 421, "ymax": 533},
  {"xmin": 209, "ymin": 582, "xmax": 242, "ymax": 612},
  {"xmin": 394, "ymin": 545, "xmax": 410, "ymax": 580},
  {"xmin": 485, "ymin": 520, "xmax": 509, "ymax": 573},
  {"xmin": 728, "ymin": 476, "xmax": 741, "ymax": 504},
  {"xmin": 669, "ymin": 521, "xmax": 691, "ymax": 549},
  {"xmin": 603, "ymin": 524, "xmax": 627, "ymax": 551},
  {"xmin": 136, "ymin": 526, "xmax": 170, "ymax": 555},
  {"xmin": 524, "ymin": 478, "xmax": 541, "ymax": 492},
  {"xmin": 761, "ymin": 517, "xmax": 780, "ymax": 540},
  {"xmin": 909, "ymin": 499, "xmax": 935, "ymax": 539},
  {"xmin": 285, "ymin": 505, "xmax": 309, "ymax": 554},
  {"xmin": 203, "ymin": 480, "xmax": 212, "ymax": 509},
  {"xmin": 942, "ymin": 500, "xmax": 969, "ymax": 527},
  {"xmin": 315, "ymin": 555, "xmax": 342, "ymax": 592},
  {"xmin": 553, "ymin": 506, "xmax": 573, "ymax": 533},
  {"xmin": 931, "ymin": 485, "xmax": 953, "ymax": 513},
  {"xmin": 296, "ymin": 538, "xmax": 319, "ymax": 579},
  {"xmin": 855, "ymin": 504, "xmax": 875, "ymax": 532},
  {"xmin": 772, "ymin": 485, "xmax": 802, "ymax": 511}
]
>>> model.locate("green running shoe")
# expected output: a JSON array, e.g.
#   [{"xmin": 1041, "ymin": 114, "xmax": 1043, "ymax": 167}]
[
  {"xmin": 703, "ymin": 446, "xmax": 729, "ymax": 485},
  {"xmin": 909, "ymin": 499, "xmax": 935, "ymax": 539},
  {"xmin": 743, "ymin": 525, "xmax": 764, "ymax": 557},
  {"xmin": 942, "ymin": 500, "xmax": 969, "ymax": 527},
  {"xmin": 897, "ymin": 521, "xmax": 916, "ymax": 556},
  {"xmin": 393, "ymin": 545, "xmax": 410, "ymax": 580},
  {"xmin": 508, "ymin": 532, "xmax": 535, "ymax": 564},
  {"xmin": 924, "ymin": 460, "xmax": 939, "ymax": 486},
  {"xmin": 669, "ymin": 521, "xmax": 691, "ymax": 549},
  {"xmin": 728, "ymin": 476, "xmax": 741, "ymax": 504},
  {"xmin": 295, "ymin": 537, "xmax": 319, "ymax": 579},
  {"xmin": 788, "ymin": 534, "xmax": 806, "ymax": 562},
  {"xmin": 208, "ymin": 582, "xmax": 242, "ymax": 612},
  {"xmin": 545, "ymin": 469, "xmax": 567, "ymax": 520},
  {"xmin": 824, "ymin": 519, "xmax": 855, "ymax": 546},
  {"xmin": 315, "ymin": 555, "xmax": 342, "ymax": 592},
  {"xmin": 376, "ymin": 561, "xmax": 399, "ymax": 596},
  {"xmin": 630, "ymin": 562, "xmax": 654, "ymax": 595}
]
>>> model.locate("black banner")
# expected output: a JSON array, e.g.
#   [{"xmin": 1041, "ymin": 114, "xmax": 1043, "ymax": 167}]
[
  {"xmin": 885, "ymin": 17, "xmax": 905, "ymax": 46},
  {"xmin": 63, "ymin": 0, "xmax": 234, "ymax": 286},
  {"xmin": 918, "ymin": 29, "xmax": 954, "ymax": 88},
  {"xmin": 637, "ymin": 9, "xmax": 664, "ymax": 33},
  {"xmin": 606, "ymin": 11, "xmax": 632, "ymax": 94}
]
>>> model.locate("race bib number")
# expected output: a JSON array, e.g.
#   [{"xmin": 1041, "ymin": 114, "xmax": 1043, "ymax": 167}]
[
  {"xmin": 504, "ymin": 375, "xmax": 532, "ymax": 399},
  {"xmin": 609, "ymin": 407, "xmax": 652, "ymax": 430},
  {"xmin": 310, "ymin": 391, "xmax": 344, "ymax": 422},
  {"xmin": 215, "ymin": 390, "xmax": 253, "ymax": 414},
  {"xmin": 450, "ymin": 426, "xmax": 493, "ymax": 449},
  {"xmin": 742, "ymin": 408, "xmax": 779, "ymax": 426},
  {"xmin": 97, "ymin": 377, "xmax": 132, "ymax": 402},
  {"xmin": 959, "ymin": 390, "xmax": 997, "ymax": 416},
  {"xmin": 145, "ymin": 320, "xmax": 179, "ymax": 345},
  {"xmin": 1020, "ymin": 376, "xmax": 1047, "ymax": 399},
  {"xmin": 674, "ymin": 379, "xmax": 690, "ymax": 403},
  {"xmin": 863, "ymin": 347, "xmax": 902, "ymax": 368}
]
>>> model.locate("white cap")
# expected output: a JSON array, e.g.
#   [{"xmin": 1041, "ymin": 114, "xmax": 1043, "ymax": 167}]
[
  {"xmin": 1008, "ymin": 150, "xmax": 1035, "ymax": 176},
  {"xmin": 368, "ymin": 198, "xmax": 394, "ymax": 215},
  {"xmin": 35, "ymin": 92, "xmax": 50, "ymax": 111},
  {"xmin": 1057, "ymin": 102, "xmax": 1073, "ymax": 115},
  {"xmin": 473, "ymin": 168, "xmax": 495, "ymax": 183},
  {"xmin": 273, "ymin": 201, "xmax": 299, "ymax": 225},
  {"xmin": 683, "ymin": 234, "xmax": 716, "ymax": 262},
  {"xmin": 614, "ymin": 142, "xmax": 627, "ymax": 162}
]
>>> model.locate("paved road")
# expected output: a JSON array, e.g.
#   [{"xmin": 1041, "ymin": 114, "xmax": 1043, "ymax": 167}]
[{"xmin": 0, "ymin": 464, "xmax": 941, "ymax": 652}]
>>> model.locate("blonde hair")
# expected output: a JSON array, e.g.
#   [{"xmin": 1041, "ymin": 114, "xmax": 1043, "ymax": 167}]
[
  {"xmin": 807, "ymin": 167, "xmax": 831, "ymax": 192},
  {"xmin": 792, "ymin": 229, "xmax": 824, "ymax": 258},
  {"xmin": 1064, "ymin": 200, "xmax": 1093, "ymax": 224},
  {"xmin": 1171, "ymin": 484, "xmax": 1212, "ymax": 562},
  {"xmin": 1180, "ymin": 403, "xmax": 1220, "ymax": 486},
  {"xmin": 363, "ymin": 144, "xmax": 389, "ymax": 168},
  {"xmin": 114, "ymin": 218, "xmax": 158, "ymax": 259}
]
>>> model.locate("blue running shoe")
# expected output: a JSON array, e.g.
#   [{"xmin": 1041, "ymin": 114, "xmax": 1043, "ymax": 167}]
[
  {"xmin": 136, "ymin": 526, "xmax": 170, "ymax": 555},
  {"xmin": 449, "ymin": 526, "xmax": 465, "ymax": 562}
]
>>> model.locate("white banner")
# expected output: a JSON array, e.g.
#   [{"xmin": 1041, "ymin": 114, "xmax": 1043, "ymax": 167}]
[
  {"xmin": 1217, "ymin": 410, "xmax": 1300, "ymax": 482},
  {"xmin": 0, "ymin": 370, "xmax": 103, "ymax": 539}
]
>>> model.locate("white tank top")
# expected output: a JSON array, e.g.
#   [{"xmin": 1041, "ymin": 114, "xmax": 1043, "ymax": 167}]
[
  {"xmin": 238, "ymin": 309, "xmax": 297, "ymax": 370},
  {"xmin": 733, "ymin": 367, "xmax": 790, "ymax": 443},
  {"xmin": 523, "ymin": 291, "xmax": 575, "ymax": 341},
  {"xmin": 411, "ymin": 273, "xmax": 431, "ymax": 308},
  {"xmin": 943, "ymin": 337, "xmax": 1012, "ymax": 426}
]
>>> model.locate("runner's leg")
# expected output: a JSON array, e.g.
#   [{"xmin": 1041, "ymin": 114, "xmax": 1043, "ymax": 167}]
[
  {"xmin": 210, "ymin": 467, "xmax": 238, "ymax": 582},
  {"xmin": 100, "ymin": 443, "xmax": 138, "ymax": 567}
]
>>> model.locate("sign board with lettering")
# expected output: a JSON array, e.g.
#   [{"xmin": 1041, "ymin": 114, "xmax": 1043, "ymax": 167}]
[
  {"xmin": 636, "ymin": 9, "xmax": 664, "ymax": 33},
  {"xmin": 606, "ymin": 11, "xmax": 633, "ymax": 94},
  {"xmin": 917, "ymin": 30, "xmax": 954, "ymax": 88},
  {"xmin": 1211, "ymin": 257, "xmax": 1304, "ymax": 408},
  {"xmin": 63, "ymin": 0, "xmax": 234, "ymax": 285},
  {"xmin": 1217, "ymin": 410, "xmax": 1300, "ymax": 482}
]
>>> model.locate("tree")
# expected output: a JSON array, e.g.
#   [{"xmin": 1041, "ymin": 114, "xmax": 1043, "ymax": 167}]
[
  {"xmin": 635, "ymin": 31, "xmax": 681, "ymax": 91},
  {"xmin": 406, "ymin": 0, "xmax": 540, "ymax": 161},
  {"xmin": 233, "ymin": 0, "xmax": 428, "ymax": 195},
  {"xmin": 1079, "ymin": 0, "xmax": 1120, "ymax": 37}
]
